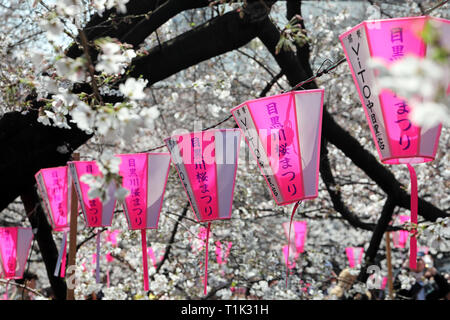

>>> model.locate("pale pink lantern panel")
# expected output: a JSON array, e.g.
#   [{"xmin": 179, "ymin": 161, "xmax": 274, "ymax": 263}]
[
  {"xmin": 346, "ymin": 247, "xmax": 364, "ymax": 268},
  {"xmin": 165, "ymin": 129, "xmax": 241, "ymax": 296},
  {"xmin": 339, "ymin": 16, "xmax": 449, "ymax": 270},
  {"xmin": 0, "ymin": 227, "xmax": 34, "ymax": 279},
  {"xmin": 231, "ymin": 89, "xmax": 324, "ymax": 206},
  {"xmin": 282, "ymin": 245, "xmax": 299, "ymax": 270},
  {"xmin": 117, "ymin": 152, "xmax": 171, "ymax": 291}
]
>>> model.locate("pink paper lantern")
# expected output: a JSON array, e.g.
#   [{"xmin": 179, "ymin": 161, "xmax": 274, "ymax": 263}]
[
  {"xmin": 339, "ymin": 16, "xmax": 449, "ymax": 269},
  {"xmin": 68, "ymin": 160, "xmax": 117, "ymax": 228},
  {"xmin": 232, "ymin": 90, "xmax": 323, "ymax": 287},
  {"xmin": 392, "ymin": 215, "xmax": 410, "ymax": 249},
  {"xmin": 35, "ymin": 166, "xmax": 71, "ymax": 278},
  {"xmin": 346, "ymin": 247, "xmax": 364, "ymax": 268},
  {"xmin": 165, "ymin": 128, "xmax": 241, "ymax": 295},
  {"xmin": 282, "ymin": 221, "xmax": 307, "ymax": 254},
  {"xmin": 116, "ymin": 152, "xmax": 171, "ymax": 291},
  {"xmin": 231, "ymin": 89, "xmax": 324, "ymax": 206},
  {"xmin": 0, "ymin": 227, "xmax": 34, "ymax": 279}
]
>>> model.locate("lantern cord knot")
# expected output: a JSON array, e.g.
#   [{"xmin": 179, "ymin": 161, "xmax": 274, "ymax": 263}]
[{"xmin": 286, "ymin": 201, "xmax": 302, "ymax": 288}]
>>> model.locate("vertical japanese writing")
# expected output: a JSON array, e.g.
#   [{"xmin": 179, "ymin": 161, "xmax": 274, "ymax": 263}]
[
  {"xmin": 192, "ymin": 136, "xmax": 213, "ymax": 218},
  {"xmin": 127, "ymin": 158, "xmax": 143, "ymax": 227},
  {"xmin": 347, "ymin": 31, "xmax": 386, "ymax": 151},
  {"xmin": 266, "ymin": 102, "xmax": 297, "ymax": 197}
]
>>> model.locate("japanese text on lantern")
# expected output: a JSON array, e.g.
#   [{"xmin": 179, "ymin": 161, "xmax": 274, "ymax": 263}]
[
  {"xmin": 234, "ymin": 106, "xmax": 281, "ymax": 201},
  {"xmin": 390, "ymin": 27, "xmax": 411, "ymax": 150},
  {"xmin": 266, "ymin": 102, "xmax": 297, "ymax": 197},
  {"xmin": 192, "ymin": 137, "xmax": 213, "ymax": 217},
  {"xmin": 347, "ymin": 31, "xmax": 385, "ymax": 151},
  {"xmin": 128, "ymin": 158, "xmax": 144, "ymax": 226},
  {"xmin": 51, "ymin": 170, "xmax": 65, "ymax": 225}
]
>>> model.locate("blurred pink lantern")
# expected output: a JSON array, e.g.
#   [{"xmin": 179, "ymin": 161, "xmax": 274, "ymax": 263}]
[
  {"xmin": 117, "ymin": 152, "xmax": 171, "ymax": 291},
  {"xmin": 339, "ymin": 16, "xmax": 449, "ymax": 269},
  {"xmin": 0, "ymin": 227, "xmax": 34, "ymax": 280},
  {"xmin": 392, "ymin": 215, "xmax": 410, "ymax": 249},
  {"xmin": 165, "ymin": 129, "xmax": 241, "ymax": 295},
  {"xmin": 68, "ymin": 160, "xmax": 117, "ymax": 283},
  {"xmin": 215, "ymin": 241, "xmax": 232, "ymax": 266},
  {"xmin": 282, "ymin": 221, "xmax": 307, "ymax": 254},
  {"xmin": 346, "ymin": 247, "xmax": 364, "ymax": 268},
  {"xmin": 35, "ymin": 166, "xmax": 71, "ymax": 278},
  {"xmin": 231, "ymin": 89, "xmax": 324, "ymax": 286}
]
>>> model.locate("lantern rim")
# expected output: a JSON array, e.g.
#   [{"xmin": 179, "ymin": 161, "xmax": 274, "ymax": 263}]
[
  {"xmin": 230, "ymin": 89, "xmax": 325, "ymax": 114},
  {"xmin": 381, "ymin": 155, "xmax": 435, "ymax": 165}
]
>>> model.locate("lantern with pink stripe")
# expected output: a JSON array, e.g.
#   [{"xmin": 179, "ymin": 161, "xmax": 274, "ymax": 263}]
[
  {"xmin": 346, "ymin": 247, "xmax": 364, "ymax": 268},
  {"xmin": 339, "ymin": 16, "xmax": 449, "ymax": 270},
  {"xmin": 35, "ymin": 166, "xmax": 71, "ymax": 278},
  {"xmin": 68, "ymin": 160, "xmax": 117, "ymax": 283},
  {"xmin": 392, "ymin": 215, "xmax": 410, "ymax": 249},
  {"xmin": 116, "ymin": 152, "xmax": 171, "ymax": 291},
  {"xmin": 0, "ymin": 227, "xmax": 34, "ymax": 279},
  {"xmin": 231, "ymin": 89, "xmax": 324, "ymax": 286},
  {"xmin": 165, "ymin": 128, "xmax": 241, "ymax": 295}
]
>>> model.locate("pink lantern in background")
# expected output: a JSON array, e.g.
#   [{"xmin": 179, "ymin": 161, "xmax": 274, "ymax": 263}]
[
  {"xmin": 0, "ymin": 227, "xmax": 33, "ymax": 281},
  {"xmin": 282, "ymin": 221, "xmax": 307, "ymax": 254},
  {"xmin": 117, "ymin": 152, "xmax": 171, "ymax": 291},
  {"xmin": 392, "ymin": 215, "xmax": 410, "ymax": 249},
  {"xmin": 165, "ymin": 129, "xmax": 241, "ymax": 295},
  {"xmin": 346, "ymin": 247, "xmax": 364, "ymax": 268},
  {"xmin": 339, "ymin": 16, "xmax": 449, "ymax": 269},
  {"xmin": 35, "ymin": 166, "xmax": 71, "ymax": 278},
  {"xmin": 231, "ymin": 89, "xmax": 324, "ymax": 286},
  {"xmin": 68, "ymin": 160, "xmax": 117, "ymax": 283}
]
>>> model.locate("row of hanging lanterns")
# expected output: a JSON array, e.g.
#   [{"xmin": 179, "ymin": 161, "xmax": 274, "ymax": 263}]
[{"xmin": 0, "ymin": 15, "xmax": 448, "ymax": 296}]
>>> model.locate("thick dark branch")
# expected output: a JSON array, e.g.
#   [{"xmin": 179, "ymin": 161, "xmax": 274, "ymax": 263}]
[
  {"xmin": 357, "ymin": 196, "xmax": 396, "ymax": 283},
  {"xmin": 129, "ymin": 1, "xmax": 274, "ymax": 83}
]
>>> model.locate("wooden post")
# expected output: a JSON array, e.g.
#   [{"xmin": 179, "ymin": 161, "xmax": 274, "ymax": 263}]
[
  {"xmin": 385, "ymin": 231, "xmax": 394, "ymax": 300},
  {"xmin": 66, "ymin": 153, "xmax": 79, "ymax": 300}
]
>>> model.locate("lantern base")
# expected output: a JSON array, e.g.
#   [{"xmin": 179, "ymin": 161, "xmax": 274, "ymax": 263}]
[{"xmin": 382, "ymin": 155, "xmax": 434, "ymax": 165}]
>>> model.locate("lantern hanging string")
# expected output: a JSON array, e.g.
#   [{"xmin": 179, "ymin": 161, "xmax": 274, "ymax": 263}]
[
  {"xmin": 406, "ymin": 164, "xmax": 418, "ymax": 270},
  {"xmin": 204, "ymin": 222, "xmax": 211, "ymax": 296}
]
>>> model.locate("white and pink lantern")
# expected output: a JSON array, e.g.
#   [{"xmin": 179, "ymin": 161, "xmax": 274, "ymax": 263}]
[
  {"xmin": 68, "ymin": 160, "xmax": 117, "ymax": 283},
  {"xmin": 165, "ymin": 129, "xmax": 241, "ymax": 295},
  {"xmin": 346, "ymin": 246, "xmax": 364, "ymax": 268},
  {"xmin": 231, "ymin": 89, "xmax": 323, "ymax": 285},
  {"xmin": 35, "ymin": 166, "xmax": 71, "ymax": 278},
  {"xmin": 117, "ymin": 152, "xmax": 171, "ymax": 291},
  {"xmin": 392, "ymin": 215, "xmax": 410, "ymax": 249},
  {"xmin": 339, "ymin": 16, "xmax": 449, "ymax": 269}
]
